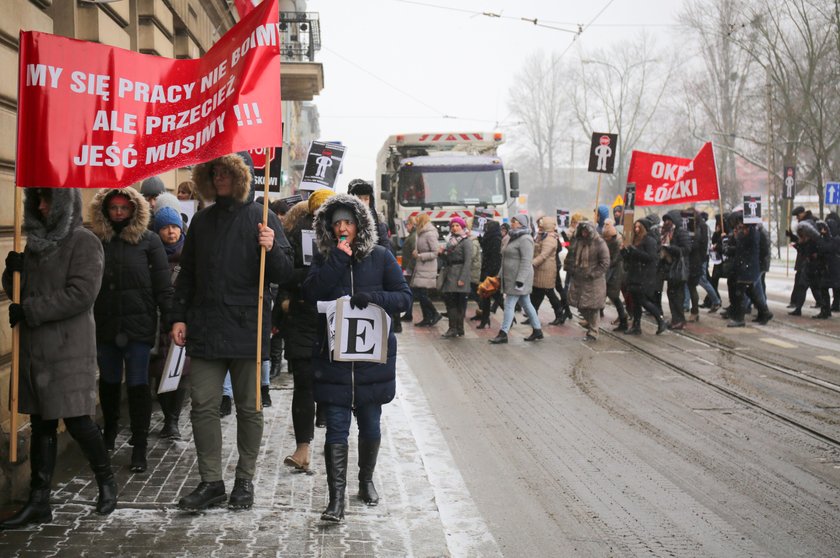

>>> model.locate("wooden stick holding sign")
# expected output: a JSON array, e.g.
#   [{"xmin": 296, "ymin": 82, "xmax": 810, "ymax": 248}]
[
  {"xmin": 9, "ymin": 187, "xmax": 22, "ymax": 463},
  {"xmin": 255, "ymin": 149, "xmax": 273, "ymax": 412}
]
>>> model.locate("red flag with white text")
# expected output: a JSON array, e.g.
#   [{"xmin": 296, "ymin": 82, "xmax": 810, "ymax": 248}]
[
  {"xmin": 16, "ymin": 0, "xmax": 281, "ymax": 189},
  {"xmin": 628, "ymin": 142, "xmax": 720, "ymax": 206}
]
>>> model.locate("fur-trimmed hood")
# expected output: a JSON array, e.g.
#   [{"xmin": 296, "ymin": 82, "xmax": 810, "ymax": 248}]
[
  {"xmin": 90, "ymin": 187, "xmax": 151, "ymax": 245},
  {"xmin": 312, "ymin": 194, "xmax": 379, "ymax": 261},
  {"xmin": 282, "ymin": 199, "xmax": 312, "ymax": 234},
  {"xmin": 192, "ymin": 153, "xmax": 253, "ymax": 203},
  {"xmin": 23, "ymin": 188, "xmax": 84, "ymax": 255}
]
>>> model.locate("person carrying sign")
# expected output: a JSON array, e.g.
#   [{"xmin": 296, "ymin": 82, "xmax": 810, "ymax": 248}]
[
  {"xmin": 1, "ymin": 188, "xmax": 117, "ymax": 529},
  {"xmin": 170, "ymin": 153, "xmax": 293, "ymax": 511},
  {"xmin": 303, "ymin": 194, "xmax": 412, "ymax": 523}
]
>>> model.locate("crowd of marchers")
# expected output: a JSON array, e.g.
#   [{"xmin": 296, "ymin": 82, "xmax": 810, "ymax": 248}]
[
  {"xmin": 397, "ymin": 202, "xmax": 840, "ymax": 343},
  {"xmin": 4, "ymin": 157, "xmax": 840, "ymax": 532}
]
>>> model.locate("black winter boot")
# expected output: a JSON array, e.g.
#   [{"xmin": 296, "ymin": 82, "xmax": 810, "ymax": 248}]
[
  {"xmin": 99, "ymin": 380, "xmax": 122, "ymax": 451},
  {"xmin": 0, "ymin": 428, "xmax": 56, "ymax": 529},
  {"xmin": 72, "ymin": 419, "xmax": 117, "ymax": 515},
  {"xmin": 524, "ymin": 328, "xmax": 544, "ymax": 341},
  {"xmin": 488, "ymin": 330, "xmax": 508, "ymax": 344},
  {"xmin": 158, "ymin": 387, "xmax": 185, "ymax": 440},
  {"xmin": 178, "ymin": 481, "xmax": 226, "ymax": 511},
  {"xmin": 127, "ymin": 385, "xmax": 151, "ymax": 473},
  {"xmin": 321, "ymin": 444, "xmax": 349, "ymax": 522},
  {"xmin": 358, "ymin": 438, "xmax": 381, "ymax": 506}
]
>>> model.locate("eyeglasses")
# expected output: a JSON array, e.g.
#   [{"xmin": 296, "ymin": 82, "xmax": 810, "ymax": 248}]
[
  {"xmin": 211, "ymin": 167, "xmax": 232, "ymax": 179},
  {"xmin": 108, "ymin": 204, "xmax": 132, "ymax": 213}
]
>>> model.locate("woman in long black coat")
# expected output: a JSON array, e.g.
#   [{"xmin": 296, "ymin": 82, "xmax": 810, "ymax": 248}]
[
  {"xmin": 1, "ymin": 188, "xmax": 116, "ymax": 528},
  {"xmin": 621, "ymin": 219, "xmax": 666, "ymax": 335},
  {"xmin": 476, "ymin": 220, "xmax": 503, "ymax": 328},
  {"xmin": 91, "ymin": 187, "xmax": 172, "ymax": 473}
]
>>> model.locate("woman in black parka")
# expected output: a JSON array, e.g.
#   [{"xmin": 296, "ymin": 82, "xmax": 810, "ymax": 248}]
[
  {"xmin": 91, "ymin": 187, "xmax": 172, "ymax": 473},
  {"xmin": 303, "ymin": 194, "xmax": 411, "ymax": 523},
  {"xmin": 621, "ymin": 219, "xmax": 666, "ymax": 335}
]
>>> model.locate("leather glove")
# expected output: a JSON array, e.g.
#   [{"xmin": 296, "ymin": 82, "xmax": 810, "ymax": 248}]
[
  {"xmin": 350, "ymin": 292, "xmax": 372, "ymax": 310},
  {"xmin": 515, "ymin": 281, "xmax": 524, "ymax": 290},
  {"xmin": 5, "ymin": 251, "xmax": 24, "ymax": 274},
  {"xmin": 9, "ymin": 303, "xmax": 24, "ymax": 328}
]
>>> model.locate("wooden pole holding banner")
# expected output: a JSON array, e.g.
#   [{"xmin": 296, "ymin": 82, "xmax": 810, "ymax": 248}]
[
  {"xmin": 9, "ymin": 187, "xmax": 22, "ymax": 463},
  {"xmin": 593, "ymin": 174, "xmax": 603, "ymax": 223},
  {"xmin": 255, "ymin": 149, "xmax": 273, "ymax": 412},
  {"xmin": 786, "ymin": 199, "xmax": 792, "ymax": 277}
]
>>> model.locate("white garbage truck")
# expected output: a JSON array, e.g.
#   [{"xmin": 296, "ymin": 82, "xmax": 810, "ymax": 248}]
[{"xmin": 375, "ymin": 132, "xmax": 520, "ymax": 239}]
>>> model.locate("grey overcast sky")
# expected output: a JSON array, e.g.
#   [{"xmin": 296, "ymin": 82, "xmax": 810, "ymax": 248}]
[{"xmin": 308, "ymin": 0, "xmax": 684, "ymax": 191}]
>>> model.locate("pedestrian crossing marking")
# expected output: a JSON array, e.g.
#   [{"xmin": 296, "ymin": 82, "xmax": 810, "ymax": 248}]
[
  {"xmin": 760, "ymin": 338, "xmax": 796, "ymax": 349},
  {"xmin": 817, "ymin": 355, "xmax": 840, "ymax": 366}
]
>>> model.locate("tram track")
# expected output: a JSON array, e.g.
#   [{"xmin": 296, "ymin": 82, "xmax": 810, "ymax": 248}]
[{"xmin": 603, "ymin": 327, "xmax": 840, "ymax": 452}]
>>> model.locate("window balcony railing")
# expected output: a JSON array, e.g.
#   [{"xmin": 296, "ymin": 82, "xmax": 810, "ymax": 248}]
[{"xmin": 280, "ymin": 12, "xmax": 321, "ymax": 62}]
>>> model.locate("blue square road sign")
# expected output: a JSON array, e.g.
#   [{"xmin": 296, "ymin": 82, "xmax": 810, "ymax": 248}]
[{"xmin": 826, "ymin": 182, "xmax": 840, "ymax": 205}]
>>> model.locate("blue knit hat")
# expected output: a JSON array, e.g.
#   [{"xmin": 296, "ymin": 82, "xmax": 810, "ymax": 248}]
[{"xmin": 154, "ymin": 206, "xmax": 183, "ymax": 232}]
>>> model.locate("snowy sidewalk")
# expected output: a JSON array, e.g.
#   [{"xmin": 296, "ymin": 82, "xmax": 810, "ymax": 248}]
[{"xmin": 0, "ymin": 359, "xmax": 499, "ymax": 557}]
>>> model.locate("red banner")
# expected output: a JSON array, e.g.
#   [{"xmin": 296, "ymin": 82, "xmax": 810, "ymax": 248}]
[
  {"xmin": 234, "ymin": 0, "xmax": 259, "ymax": 19},
  {"xmin": 16, "ymin": 0, "xmax": 281, "ymax": 189},
  {"xmin": 628, "ymin": 142, "xmax": 720, "ymax": 206}
]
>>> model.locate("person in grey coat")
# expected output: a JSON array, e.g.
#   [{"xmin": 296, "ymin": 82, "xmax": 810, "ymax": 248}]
[
  {"xmin": 489, "ymin": 214, "xmax": 543, "ymax": 344},
  {"xmin": 410, "ymin": 214, "xmax": 443, "ymax": 326},
  {"xmin": 439, "ymin": 217, "xmax": 472, "ymax": 338},
  {"xmin": 1, "ymin": 188, "xmax": 116, "ymax": 529}
]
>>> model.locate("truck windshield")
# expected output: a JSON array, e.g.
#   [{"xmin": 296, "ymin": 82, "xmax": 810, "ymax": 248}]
[{"xmin": 398, "ymin": 167, "xmax": 506, "ymax": 206}]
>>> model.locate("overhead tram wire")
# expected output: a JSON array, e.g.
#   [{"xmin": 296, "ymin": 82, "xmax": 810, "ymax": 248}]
[
  {"xmin": 391, "ymin": 0, "xmax": 579, "ymax": 33},
  {"xmin": 322, "ymin": 46, "xmax": 500, "ymax": 125}
]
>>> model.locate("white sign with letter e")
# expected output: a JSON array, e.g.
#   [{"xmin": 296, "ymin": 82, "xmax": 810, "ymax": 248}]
[{"xmin": 333, "ymin": 299, "xmax": 391, "ymax": 363}]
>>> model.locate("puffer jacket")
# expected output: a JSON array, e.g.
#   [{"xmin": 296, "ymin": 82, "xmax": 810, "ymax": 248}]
[
  {"xmin": 568, "ymin": 221, "xmax": 609, "ymax": 310},
  {"xmin": 2, "ymin": 189, "xmax": 103, "ymax": 419},
  {"xmin": 605, "ymin": 234, "xmax": 624, "ymax": 299},
  {"xmin": 533, "ymin": 218, "xmax": 559, "ymax": 289},
  {"xmin": 479, "ymin": 220, "xmax": 502, "ymax": 280},
  {"xmin": 500, "ymin": 229, "xmax": 535, "ymax": 295},
  {"xmin": 303, "ymin": 194, "xmax": 412, "ymax": 408},
  {"xmin": 411, "ymin": 223, "xmax": 439, "ymax": 289},
  {"xmin": 622, "ymin": 229, "xmax": 659, "ymax": 296},
  {"xmin": 171, "ymin": 153, "xmax": 293, "ymax": 359},
  {"xmin": 469, "ymin": 235, "xmax": 482, "ymax": 285},
  {"xmin": 91, "ymin": 187, "xmax": 172, "ymax": 345},
  {"xmin": 660, "ymin": 209, "xmax": 690, "ymax": 283}
]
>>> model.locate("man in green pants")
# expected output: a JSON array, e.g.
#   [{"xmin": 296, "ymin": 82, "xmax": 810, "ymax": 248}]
[{"xmin": 170, "ymin": 152, "xmax": 292, "ymax": 511}]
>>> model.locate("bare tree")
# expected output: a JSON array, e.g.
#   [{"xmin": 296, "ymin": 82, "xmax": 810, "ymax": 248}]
[
  {"xmin": 506, "ymin": 51, "xmax": 572, "ymax": 190},
  {"xmin": 570, "ymin": 33, "xmax": 675, "ymax": 200},
  {"xmin": 679, "ymin": 0, "xmax": 756, "ymax": 209},
  {"xmin": 731, "ymin": 0, "xmax": 840, "ymax": 218}
]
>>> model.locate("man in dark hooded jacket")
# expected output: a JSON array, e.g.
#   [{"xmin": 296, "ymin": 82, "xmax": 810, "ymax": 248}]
[{"xmin": 170, "ymin": 153, "xmax": 293, "ymax": 511}]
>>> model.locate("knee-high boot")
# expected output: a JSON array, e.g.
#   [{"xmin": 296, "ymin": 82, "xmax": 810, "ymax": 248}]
[
  {"xmin": 127, "ymin": 385, "xmax": 151, "ymax": 473},
  {"xmin": 99, "ymin": 380, "xmax": 122, "ymax": 451},
  {"xmin": 358, "ymin": 438, "xmax": 381, "ymax": 506},
  {"xmin": 321, "ymin": 444, "xmax": 348, "ymax": 522},
  {"xmin": 70, "ymin": 418, "xmax": 118, "ymax": 515},
  {"xmin": 158, "ymin": 387, "xmax": 185, "ymax": 440},
  {"xmin": 0, "ymin": 426, "xmax": 56, "ymax": 529}
]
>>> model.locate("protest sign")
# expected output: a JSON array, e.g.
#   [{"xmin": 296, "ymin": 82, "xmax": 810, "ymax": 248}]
[
  {"xmin": 743, "ymin": 194, "xmax": 762, "ymax": 224},
  {"xmin": 301, "ymin": 229, "xmax": 316, "ymax": 266},
  {"xmin": 299, "ymin": 141, "xmax": 346, "ymax": 191},
  {"xmin": 179, "ymin": 200, "xmax": 198, "ymax": 228},
  {"xmin": 628, "ymin": 142, "xmax": 719, "ymax": 206},
  {"xmin": 783, "ymin": 166, "xmax": 796, "ymax": 200},
  {"xmin": 556, "ymin": 208, "xmax": 570, "ymax": 229},
  {"xmin": 157, "ymin": 344, "xmax": 187, "ymax": 394},
  {"xmin": 588, "ymin": 133, "xmax": 618, "ymax": 174},
  {"xmin": 16, "ymin": 0, "xmax": 281, "ymax": 189},
  {"xmin": 334, "ymin": 299, "xmax": 390, "ymax": 363},
  {"xmin": 472, "ymin": 208, "xmax": 495, "ymax": 235}
]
